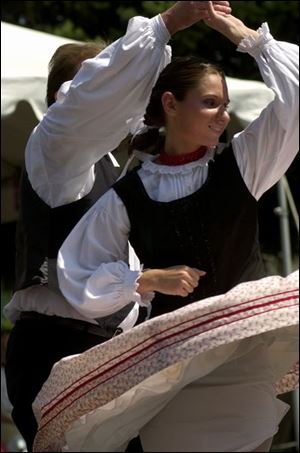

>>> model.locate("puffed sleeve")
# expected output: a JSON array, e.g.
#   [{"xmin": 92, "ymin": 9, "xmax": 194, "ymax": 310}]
[
  {"xmin": 232, "ymin": 23, "xmax": 299, "ymax": 200},
  {"xmin": 57, "ymin": 189, "xmax": 154, "ymax": 319},
  {"xmin": 26, "ymin": 14, "xmax": 171, "ymax": 207}
]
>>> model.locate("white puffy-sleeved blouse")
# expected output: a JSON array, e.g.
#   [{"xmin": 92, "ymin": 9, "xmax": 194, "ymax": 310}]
[
  {"xmin": 4, "ymin": 14, "xmax": 171, "ymax": 325},
  {"xmin": 56, "ymin": 23, "xmax": 299, "ymax": 322}
]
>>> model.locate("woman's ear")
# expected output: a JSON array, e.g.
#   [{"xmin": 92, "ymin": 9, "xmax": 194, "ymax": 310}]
[{"xmin": 161, "ymin": 91, "xmax": 177, "ymax": 116}]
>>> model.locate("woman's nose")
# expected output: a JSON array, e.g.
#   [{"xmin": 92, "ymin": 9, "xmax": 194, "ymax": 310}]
[{"xmin": 216, "ymin": 106, "xmax": 230, "ymax": 123}]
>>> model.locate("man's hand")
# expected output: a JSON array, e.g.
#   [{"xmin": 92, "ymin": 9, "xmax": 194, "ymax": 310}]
[
  {"xmin": 161, "ymin": 1, "xmax": 231, "ymax": 36},
  {"xmin": 203, "ymin": 1, "xmax": 259, "ymax": 46},
  {"xmin": 137, "ymin": 265, "xmax": 206, "ymax": 298}
]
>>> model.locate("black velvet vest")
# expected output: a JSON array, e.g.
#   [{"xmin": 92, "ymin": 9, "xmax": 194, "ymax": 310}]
[
  {"xmin": 14, "ymin": 155, "xmax": 118, "ymax": 292},
  {"xmin": 113, "ymin": 145, "xmax": 265, "ymax": 318}
]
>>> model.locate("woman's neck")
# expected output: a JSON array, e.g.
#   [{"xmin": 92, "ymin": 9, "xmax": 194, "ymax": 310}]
[{"xmin": 164, "ymin": 135, "xmax": 202, "ymax": 155}]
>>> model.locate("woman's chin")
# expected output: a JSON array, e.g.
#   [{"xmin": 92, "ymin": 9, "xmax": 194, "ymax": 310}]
[{"xmin": 205, "ymin": 139, "xmax": 219, "ymax": 148}]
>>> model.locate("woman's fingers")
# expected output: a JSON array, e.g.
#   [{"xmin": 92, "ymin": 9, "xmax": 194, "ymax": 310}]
[
  {"xmin": 195, "ymin": 1, "xmax": 231, "ymax": 21},
  {"xmin": 194, "ymin": 1, "xmax": 231, "ymax": 13},
  {"xmin": 192, "ymin": 268, "xmax": 207, "ymax": 278},
  {"xmin": 178, "ymin": 267, "xmax": 206, "ymax": 296},
  {"xmin": 206, "ymin": 1, "xmax": 217, "ymax": 20},
  {"xmin": 212, "ymin": 1, "xmax": 231, "ymax": 14},
  {"xmin": 181, "ymin": 279, "xmax": 196, "ymax": 294},
  {"xmin": 141, "ymin": 265, "xmax": 207, "ymax": 297}
]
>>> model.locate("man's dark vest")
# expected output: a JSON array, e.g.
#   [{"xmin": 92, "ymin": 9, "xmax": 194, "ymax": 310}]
[
  {"xmin": 113, "ymin": 145, "xmax": 265, "ymax": 319},
  {"xmin": 14, "ymin": 154, "xmax": 137, "ymax": 330},
  {"xmin": 14, "ymin": 155, "xmax": 118, "ymax": 292}
]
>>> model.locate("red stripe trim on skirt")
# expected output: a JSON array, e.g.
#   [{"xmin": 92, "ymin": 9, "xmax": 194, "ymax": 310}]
[{"xmin": 37, "ymin": 289, "xmax": 298, "ymax": 431}]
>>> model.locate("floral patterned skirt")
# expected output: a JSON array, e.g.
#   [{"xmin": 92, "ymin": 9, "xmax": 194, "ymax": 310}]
[{"xmin": 33, "ymin": 271, "xmax": 299, "ymax": 452}]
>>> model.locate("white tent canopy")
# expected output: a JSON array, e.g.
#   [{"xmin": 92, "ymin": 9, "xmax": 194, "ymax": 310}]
[
  {"xmin": 1, "ymin": 21, "xmax": 78, "ymax": 165},
  {"xmin": 1, "ymin": 20, "xmax": 275, "ymax": 222},
  {"xmin": 1, "ymin": 22, "xmax": 78, "ymax": 222}
]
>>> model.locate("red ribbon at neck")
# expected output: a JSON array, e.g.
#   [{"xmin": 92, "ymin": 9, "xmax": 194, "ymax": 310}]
[{"xmin": 159, "ymin": 146, "xmax": 207, "ymax": 166}]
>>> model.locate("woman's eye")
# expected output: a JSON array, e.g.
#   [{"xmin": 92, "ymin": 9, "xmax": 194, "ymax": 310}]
[{"xmin": 204, "ymin": 99, "xmax": 216, "ymax": 107}]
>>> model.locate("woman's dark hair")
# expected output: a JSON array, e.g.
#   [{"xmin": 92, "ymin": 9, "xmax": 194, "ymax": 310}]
[
  {"xmin": 131, "ymin": 56, "xmax": 225, "ymax": 153},
  {"xmin": 46, "ymin": 42, "xmax": 107, "ymax": 107}
]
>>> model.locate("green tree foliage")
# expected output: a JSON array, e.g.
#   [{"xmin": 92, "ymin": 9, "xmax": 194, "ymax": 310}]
[{"xmin": 2, "ymin": 1, "xmax": 299, "ymax": 79}]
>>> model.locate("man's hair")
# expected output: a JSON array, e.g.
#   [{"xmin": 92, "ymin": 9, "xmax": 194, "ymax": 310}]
[{"xmin": 46, "ymin": 42, "xmax": 107, "ymax": 107}]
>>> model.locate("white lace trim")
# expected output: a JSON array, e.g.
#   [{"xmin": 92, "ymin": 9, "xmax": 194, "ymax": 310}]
[
  {"xmin": 135, "ymin": 148, "xmax": 216, "ymax": 175},
  {"xmin": 237, "ymin": 22, "xmax": 273, "ymax": 53},
  {"xmin": 33, "ymin": 258, "xmax": 48, "ymax": 285},
  {"xmin": 133, "ymin": 267, "xmax": 155, "ymax": 307}
]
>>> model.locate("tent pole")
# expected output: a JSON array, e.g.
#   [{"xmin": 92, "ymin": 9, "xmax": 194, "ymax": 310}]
[{"xmin": 275, "ymin": 178, "xmax": 299, "ymax": 452}]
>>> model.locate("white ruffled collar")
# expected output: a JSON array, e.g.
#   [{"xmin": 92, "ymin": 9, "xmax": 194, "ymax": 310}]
[{"xmin": 132, "ymin": 143, "xmax": 228, "ymax": 175}]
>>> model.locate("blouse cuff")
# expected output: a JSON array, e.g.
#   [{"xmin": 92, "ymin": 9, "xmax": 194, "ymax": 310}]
[
  {"xmin": 139, "ymin": 290, "xmax": 155, "ymax": 307},
  {"xmin": 125, "ymin": 268, "xmax": 155, "ymax": 307},
  {"xmin": 150, "ymin": 14, "xmax": 171, "ymax": 45},
  {"xmin": 237, "ymin": 22, "xmax": 274, "ymax": 56}
]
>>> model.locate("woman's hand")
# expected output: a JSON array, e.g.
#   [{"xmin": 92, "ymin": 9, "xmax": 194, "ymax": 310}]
[
  {"xmin": 137, "ymin": 265, "xmax": 206, "ymax": 298},
  {"xmin": 161, "ymin": 1, "xmax": 232, "ymax": 36},
  {"xmin": 203, "ymin": 1, "xmax": 259, "ymax": 45}
]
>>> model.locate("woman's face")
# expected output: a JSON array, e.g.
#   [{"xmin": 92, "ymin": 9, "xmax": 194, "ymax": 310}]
[{"xmin": 164, "ymin": 73, "xmax": 230, "ymax": 148}]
